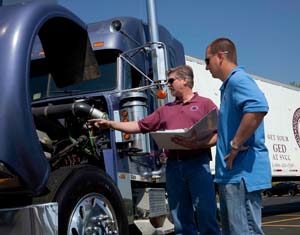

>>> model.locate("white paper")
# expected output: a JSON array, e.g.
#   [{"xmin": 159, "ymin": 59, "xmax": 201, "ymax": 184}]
[{"xmin": 150, "ymin": 109, "xmax": 218, "ymax": 150}]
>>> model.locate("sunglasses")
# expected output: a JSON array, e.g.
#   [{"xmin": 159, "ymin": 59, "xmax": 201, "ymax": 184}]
[
  {"xmin": 205, "ymin": 58, "xmax": 211, "ymax": 66},
  {"xmin": 205, "ymin": 51, "xmax": 229, "ymax": 65},
  {"xmin": 167, "ymin": 77, "xmax": 176, "ymax": 85}
]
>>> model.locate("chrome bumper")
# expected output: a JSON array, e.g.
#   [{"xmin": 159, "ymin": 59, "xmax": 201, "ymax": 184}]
[{"xmin": 0, "ymin": 202, "xmax": 58, "ymax": 235}]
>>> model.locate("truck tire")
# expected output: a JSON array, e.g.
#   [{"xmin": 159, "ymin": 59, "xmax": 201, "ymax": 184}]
[
  {"xmin": 288, "ymin": 189, "xmax": 296, "ymax": 197},
  {"xmin": 266, "ymin": 191, "xmax": 272, "ymax": 197},
  {"xmin": 53, "ymin": 166, "xmax": 128, "ymax": 235}
]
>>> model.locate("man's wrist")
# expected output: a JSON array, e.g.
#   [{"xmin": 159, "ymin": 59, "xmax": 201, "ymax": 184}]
[
  {"xmin": 230, "ymin": 140, "xmax": 240, "ymax": 151},
  {"xmin": 109, "ymin": 120, "xmax": 115, "ymax": 129}
]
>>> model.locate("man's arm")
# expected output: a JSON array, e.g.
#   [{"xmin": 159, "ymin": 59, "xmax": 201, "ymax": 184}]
[
  {"xmin": 88, "ymin": 119, "xmax": 141, "ymax": 134},
  {"xmin": 225, "ymin": 112, "xmax": 267, "ymax": 169}
]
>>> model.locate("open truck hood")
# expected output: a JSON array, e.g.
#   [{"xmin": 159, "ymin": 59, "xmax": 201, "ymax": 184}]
[{"xmin": 0, "ymin": 1, "xmax": 97, "ymax": 193}]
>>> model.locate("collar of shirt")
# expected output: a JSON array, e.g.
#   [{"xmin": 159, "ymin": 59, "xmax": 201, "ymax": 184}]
[
  {"xmin": 219, "ymin": 66, "xmax": 245, "ymax": 92},
  {"xmin": 173, "ymin": 92, "xmax": 199, "ymax": 105}
]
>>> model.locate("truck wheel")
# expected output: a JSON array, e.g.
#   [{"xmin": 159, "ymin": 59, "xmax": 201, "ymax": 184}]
[
  {"xmin": 54, "ymin": 166, "xmax": 128, "ymax": 235},
  {"xmin": 288, "ymin": 189, "xmax": 296, "ymax": 197},
  {"xmin": 266, "ymin": 191, "xmax": 272, "ymax": 197}
]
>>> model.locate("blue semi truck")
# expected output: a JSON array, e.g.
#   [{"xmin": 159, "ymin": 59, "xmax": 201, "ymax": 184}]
[{"xmin": 0, "ymin": 1, "xmax": 185, "ymax": 234}]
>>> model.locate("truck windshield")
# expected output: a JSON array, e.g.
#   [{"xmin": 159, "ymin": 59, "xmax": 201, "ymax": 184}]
[{"xmin": 30, "ymin": 50, "xmax": 118, "ymax": 100}]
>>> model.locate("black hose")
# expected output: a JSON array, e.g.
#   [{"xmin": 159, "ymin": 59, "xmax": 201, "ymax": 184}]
[{"xmin": 32, "ymin": 102, "xmax": 106, "ymax": 119}]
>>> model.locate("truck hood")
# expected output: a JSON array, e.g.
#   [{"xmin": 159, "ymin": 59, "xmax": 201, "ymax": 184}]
[{"xmin": 0, "ymin": 2, "xmax": 95, "ymax": 193}]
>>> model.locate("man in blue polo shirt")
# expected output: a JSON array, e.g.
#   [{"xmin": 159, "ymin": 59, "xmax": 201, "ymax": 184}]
[{"xmin": 205, "ymin": 38, "xmax": 271, "ymax": 235}]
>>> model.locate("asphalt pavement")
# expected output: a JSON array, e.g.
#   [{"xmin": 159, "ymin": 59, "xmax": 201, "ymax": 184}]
[{"xmin": 262, "ymin": 195, "xmax": 300, "ymax": 235}]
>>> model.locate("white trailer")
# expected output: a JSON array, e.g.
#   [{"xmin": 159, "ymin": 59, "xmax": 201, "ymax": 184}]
[{"xmin": 186, "ymin": 55, "xmax": 300, "ymax": 180}]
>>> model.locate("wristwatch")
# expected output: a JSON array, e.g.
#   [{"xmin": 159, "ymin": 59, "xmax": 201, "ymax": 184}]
[{"xmin": 230, "ymin": 140, "xmax": 240, "ymax": 151}]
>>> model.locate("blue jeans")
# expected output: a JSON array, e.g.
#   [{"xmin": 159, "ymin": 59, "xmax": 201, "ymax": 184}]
[
  {"xmin": 218, "ymin": 180, "xmax": 264, "ymax": 235},
  {"xmin": 166, "ymin": 157, "xmax": 220, "ymax": 235}
]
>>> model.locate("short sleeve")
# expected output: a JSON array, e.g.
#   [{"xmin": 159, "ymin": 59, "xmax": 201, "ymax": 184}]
[
  {"xmin": 233, "ymin": 75, "xmax": 269, "ymax": 113},
  {"xmin": 206, "ymin": 98, "xmax": 218, "ymax": 114},
  {"xmin": 138, "ymin": 107, "xmax": 164, "ymax": 133}
]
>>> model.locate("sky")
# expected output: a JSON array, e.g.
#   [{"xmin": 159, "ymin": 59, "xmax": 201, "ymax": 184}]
[{"xmin": 57, "ymin": 0, "xmax": 300, "ymax": 85}]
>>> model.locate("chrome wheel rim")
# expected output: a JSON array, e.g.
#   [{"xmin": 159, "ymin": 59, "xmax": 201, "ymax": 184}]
[{"xmin": 67, "ymin": 193, "xmax": 119, "ymax": 235}]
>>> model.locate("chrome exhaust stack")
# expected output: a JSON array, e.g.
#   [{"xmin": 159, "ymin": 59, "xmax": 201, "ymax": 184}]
[{"xmin": 146, "ymin": 0, "xmax": 169, "ymax": 105}]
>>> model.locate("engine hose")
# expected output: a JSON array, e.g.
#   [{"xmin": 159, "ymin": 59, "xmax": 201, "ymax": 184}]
[{"xmin": 32, "ymin": 102, "xmax": 107, "ymax": 119}]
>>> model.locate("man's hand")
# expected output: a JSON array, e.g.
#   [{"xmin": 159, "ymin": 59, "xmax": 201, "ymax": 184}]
[
  {"xmin": 224, "ymin": 145, "xmax": 249, "ymax": 170},
  {"xmin": 88, "ymin": 119, "xmax": 141, "ymax": 134},
  {"xmin": 159, "ymin": 151, "xmax": 168, "ymax": 164},
  {"xmin": 224, "ymin": 149, "xmax": 239, "ymax": 170},
  {"xmin": 88, "ymin": 119, "xmax": 112, "ymax": 129}
]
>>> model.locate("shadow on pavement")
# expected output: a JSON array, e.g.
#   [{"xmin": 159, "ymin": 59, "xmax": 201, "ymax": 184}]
[{"xmin": 263, "ymin": 201, "xmax": 300, "ymax": 216}]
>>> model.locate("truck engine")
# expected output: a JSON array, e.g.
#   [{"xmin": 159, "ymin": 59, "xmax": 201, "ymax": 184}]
[{"xmin": 32, "ymin": 100, "xmax": 109, "ymax": 171}]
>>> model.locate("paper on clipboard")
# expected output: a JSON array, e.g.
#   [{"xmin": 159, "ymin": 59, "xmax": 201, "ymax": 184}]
[{"xmin": 150, "ymin": 109, "xmax": 218, "ymax": 150}]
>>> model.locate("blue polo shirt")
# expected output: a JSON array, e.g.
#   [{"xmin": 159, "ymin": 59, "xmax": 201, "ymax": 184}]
[{"xmin": 215, "ymin": 66, "xmax": 271, "ymax": 192}]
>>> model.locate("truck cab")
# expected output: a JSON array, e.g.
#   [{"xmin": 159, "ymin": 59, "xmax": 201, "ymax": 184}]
[{"xmin": 0, "ymin": 1, "xmax": 184, "ymax": 234}]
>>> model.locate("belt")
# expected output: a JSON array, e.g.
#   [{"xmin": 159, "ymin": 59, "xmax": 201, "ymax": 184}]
[
  {"xmin": 168, "ymin": 154, "xmax": 200, "ymax": 161},
  {"xmin": 167, "ymin": 149, "xmax": 211, "ymax": 161}
]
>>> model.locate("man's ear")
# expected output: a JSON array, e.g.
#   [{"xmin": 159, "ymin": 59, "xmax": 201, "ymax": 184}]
[
  {"xmin": 183, "ymin": 78, "xmax": 189, "ymax": 86},
  {"xmin": 218, "ymin": 53, "xmax": 225, "ymax": 65}
]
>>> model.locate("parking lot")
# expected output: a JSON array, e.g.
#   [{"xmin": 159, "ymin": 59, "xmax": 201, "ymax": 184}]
[
  {"xmin": 263, "ymin": 212, "xmax": 300, "ymax": 235},
  {"xmin": 262, "ymin": 195, "xmax": 300, "ymax": 235}
]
